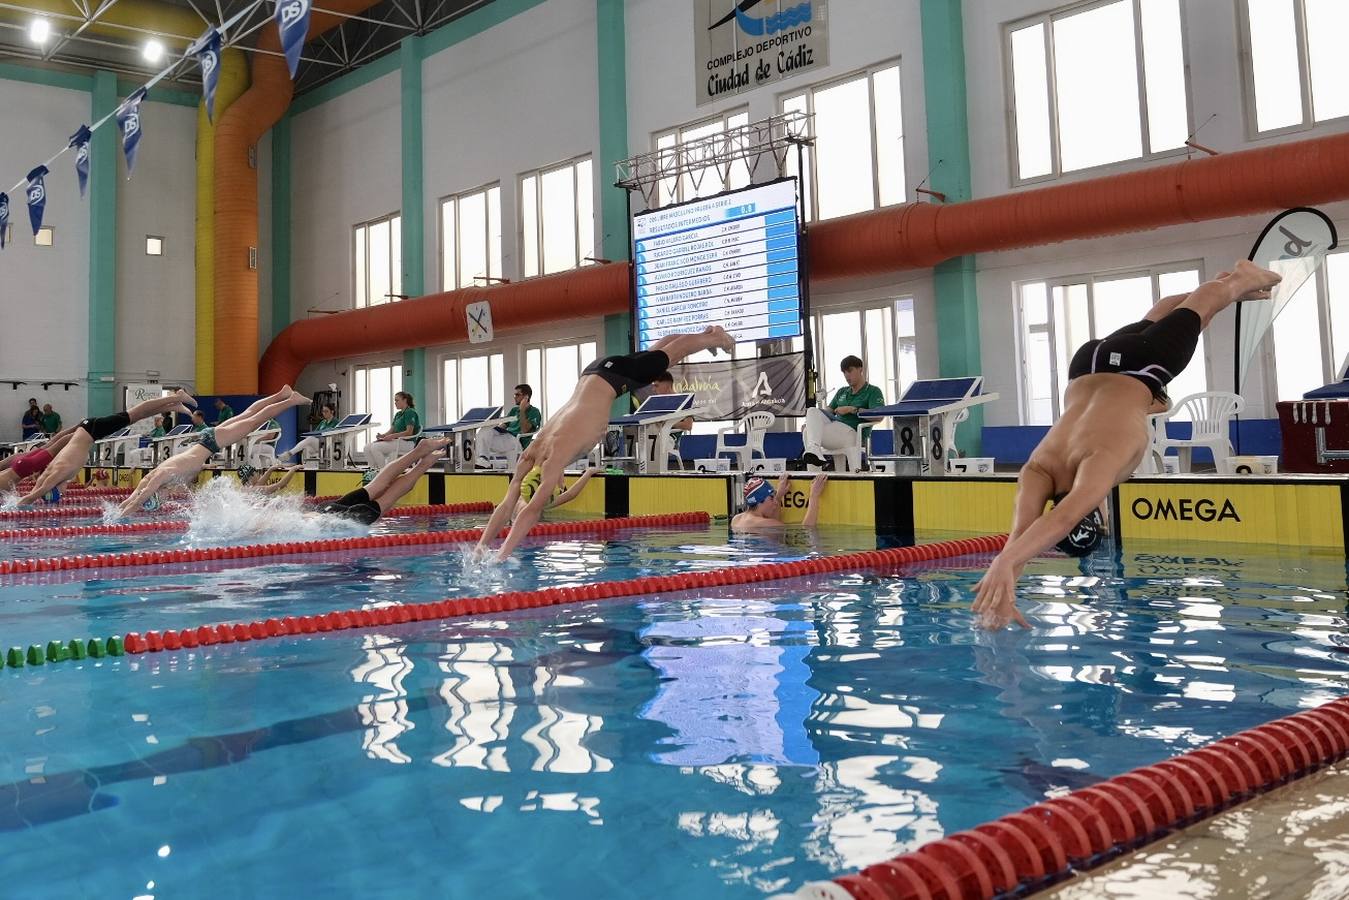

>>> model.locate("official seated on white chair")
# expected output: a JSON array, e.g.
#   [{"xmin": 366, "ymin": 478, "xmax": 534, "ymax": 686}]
[
  {"xmin": 365, "ymin": 391, "xmax": 422, "ymax": 470},
  {"xmin": 714, "ymin": 411, "xmax": 774, "ymax": 471},
  {"xmin": 801, "ymin": 355, "xmax": 885, "ymax": 470},
  {"xmin": 474, "ymin": 384, "xmax": 542, "ymax": 471},
  {"xmin": 1153, "ymin": 391, "xmax": 1244, "ymax": 473}
]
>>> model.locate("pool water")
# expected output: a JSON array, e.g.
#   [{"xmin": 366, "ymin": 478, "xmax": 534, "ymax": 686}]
[{"xmin": 0, "ymin": 506, "xmax": 1346, "ymax": 897}]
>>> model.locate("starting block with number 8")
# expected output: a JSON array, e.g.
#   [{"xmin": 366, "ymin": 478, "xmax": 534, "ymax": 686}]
[{"xmin": 861, "ymin": 378, "xmax": 998, "ymax": 476}]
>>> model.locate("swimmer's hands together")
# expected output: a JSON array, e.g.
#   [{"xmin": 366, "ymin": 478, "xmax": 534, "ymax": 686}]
[{"xmin": 972, "ymin": 556, "xmax": 1030, "ymax": 631}]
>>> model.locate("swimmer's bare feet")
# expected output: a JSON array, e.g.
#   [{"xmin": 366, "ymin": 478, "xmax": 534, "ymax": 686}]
[
  {"xmin": 1226, "ymin": 259, "xmax": 1282, "ymax": 300},
  {"xmin": 288, "ymin": 392, "xmax": 311, "ymax": 407},
  {"xmin": 171, "ymin": 404, "xmax": 193, "ymax": 416},
  {"xmin": 173, "ymin": 389, "xmax": 197, "ymax": 407},
  {"xmin": 704, "ymin": 325, "xmax": 735, "ymax": 355}
]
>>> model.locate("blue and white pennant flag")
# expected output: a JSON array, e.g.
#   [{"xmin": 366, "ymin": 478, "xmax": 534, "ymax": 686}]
[
  {"xmin": 274, "ymin": 0, "xmax": 311, "ymax": 79},
  {"xmin": 25, "ymin": 165, "xmax": 48, "ymax": 236},
  {"xmin": 69, "ymin": 125, "xmax": 92, "ymax": 198},
  {"xmin": 188, "ymin": 29, "xmax": 222, "ymax": 122},
  {"xmin": 116, "ymin": 87, "xmax": 147, "ymax": 177},
  {"xmin": 0, "ymin": 192, "xmax": 8, "ymax": 249}
]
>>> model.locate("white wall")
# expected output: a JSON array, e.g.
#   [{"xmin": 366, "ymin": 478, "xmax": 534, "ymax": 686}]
[
  {"xmin": 289, "ymin": 69, "xmax": 402, "ymax": 320},
  {"xmin": 116, "ymin": 100, "xmax": 197, "ymax": 392}
]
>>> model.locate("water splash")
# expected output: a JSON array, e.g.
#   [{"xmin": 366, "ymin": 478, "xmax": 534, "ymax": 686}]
[{"xmin": 181, "ymin": 477, "xmax": 367, "ymax": 545}]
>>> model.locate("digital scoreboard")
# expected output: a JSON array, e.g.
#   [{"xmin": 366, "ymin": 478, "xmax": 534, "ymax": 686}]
[{"xmin": 633, "ymin": 179, "xmax": 803, "ymax": 350}]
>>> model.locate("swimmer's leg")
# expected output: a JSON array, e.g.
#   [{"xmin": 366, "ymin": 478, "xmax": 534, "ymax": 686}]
[
  {"xmin": 127, "ymin": 389, "xmax": 197, "ymax": 421},
  {"xmin": 476, "ymin": 454, "xmax": 534, "ymax": 556},
  {"xmin": 1176, "ymin": 261, "xmax": 1281, "ymax": 329},
  {"xmin": 213, "ymin": 392, "xmax": 310, "ymax": 447}
]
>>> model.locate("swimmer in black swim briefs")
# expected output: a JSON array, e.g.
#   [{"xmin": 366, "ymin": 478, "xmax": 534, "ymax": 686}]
[
  {"xmin": 17, "ymin": 390, "xmax": 197, "ymax": 506},
  {"xmin": 315, "ymin": 437, "xmax": 450, "ymax": 525},
  {"xmin": 972, "ymin": 261, "xmax": 1283, "ymax": 631},
  {"xmin": 476, "ymin": 327, "xmax": 737, "ymax": 562}
]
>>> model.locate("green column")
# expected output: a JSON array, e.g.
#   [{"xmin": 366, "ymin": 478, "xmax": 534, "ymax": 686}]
[
  {"xmin": 400, "ymin": 36, "xmax": 427, "ymax": 407},
  {"xmin": 271, "ymin": 114, "xmax": 292, "ymax": 341},
  {"xmin": 921, "ymin": 0, "xmax": 981, "ymax": 454},
  {"xmin": 597, "ymin": 0, "xmax": 629, "ymax": 415},
  {"xmin": 87, "ymin": 70, "xmax": 118, "ymax": 416}
]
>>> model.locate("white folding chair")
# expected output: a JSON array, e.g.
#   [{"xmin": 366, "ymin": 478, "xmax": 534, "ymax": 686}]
[
  {"xmin": 1155, "ymin": 392, "xmax": 1244, "ymax": 473},
  {"xmin": 713, "ymin": 411, "xmax": 774, "ymax": 471},
  {"xmin": 826, "ymin": 424, "xmax": 871, "ymax": 473}
]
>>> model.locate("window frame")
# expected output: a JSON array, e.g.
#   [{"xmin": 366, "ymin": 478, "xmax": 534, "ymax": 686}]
[
  {"xmin": 808, "ymin": 296, "xmax": 917, "ymax": 410},
  {"xmin": 350, "ymin": 360, "xmax": 404, "ymax": 452},
  {"xmin": 1002, "ymin": 0, "xmax": 1195, "ymax": 186},
  {"xmin": 776, "ymin": 58, "xmax": 905, "ymax": 222},
  {"xmin": 352, "ymin": 211, "xmax": 402, "ymax": 309},
  {"xmin": 1013, "ymin": 259, "xmax": 1207, "ymax": 423},
  {"xmin": 517, "ymin": 155, "xmax": 595, "ymax": 280},
  {"xmin": 438, "ymin": 182, "xmax": 502, "ymax": 292},
  {"xmin": 437, "ymin": 348, "xmax": 506, "ymax": 425},
  {"xmin": 1236, "ymin": 0, "xmax": 1340, "ymax": 140},
  {"xmin": 522, "ymin": 334, "xmax": 599, "ymax": 421}
]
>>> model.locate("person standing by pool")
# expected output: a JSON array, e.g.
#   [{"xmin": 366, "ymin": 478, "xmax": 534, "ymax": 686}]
[
  {"xmin": 732, "ymin": 473, "xmax": 827, "ymax": 532},
  {"xmin": 39, "ymin": 403, "xmax": 61, "ymax": 436},
  {"xmin": 366, "ymin": 392, "xmax": 421, "ymax": 470},
  {"xmin": 972, "ymin": 261, "xmax": 1282, "ymax": 630},
  {"xmin": 20, "ymin": 399, "xmax": 41, "ymax": 440}
]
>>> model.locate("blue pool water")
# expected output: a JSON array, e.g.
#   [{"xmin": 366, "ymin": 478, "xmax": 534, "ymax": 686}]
[{"xmin": 0, "ymin": 505, "xmax": 1346, "ymax": 897}]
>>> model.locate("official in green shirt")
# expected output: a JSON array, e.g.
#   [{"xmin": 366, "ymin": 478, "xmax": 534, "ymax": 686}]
[
  {"xmin": 367, "ymin": 391, "xmax": 422, "ymax": 470},
  {"xmin": 476, "ymin": 384, "xmax": 542, "ymax": 470},
  {"xmin": 191, "ymin": 410, "xmax": 208, "ymax": 431},
  {"xmin": 279, "ymin": 403, "xmax": 338, "ymax": 462},
  {"xmin": 39, "ymin": 404, "xmax": 61, "ymax": 434},
  {"xmin": 801, "ymin": 355, "xmax": 885, "ymax": 468},
  {"xmin": 214, "ymin": 398, "xmax": 235, "ymax": 424}
]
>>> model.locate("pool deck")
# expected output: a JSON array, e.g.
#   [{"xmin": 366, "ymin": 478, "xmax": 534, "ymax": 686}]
[{"xmin": 1044, "ymin": 760, "xmax": 1349, "ymax": 898}]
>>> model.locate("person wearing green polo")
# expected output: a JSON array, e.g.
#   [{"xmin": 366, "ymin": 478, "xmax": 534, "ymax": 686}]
[
  {"xmin": 214, "ymin": 398, "xmax": 235, "ymax": 424},
  {"xmin": 367, "ymin": 391, "xmax": 422, "ymax": 470},
  {"xmin": 40, "ymin": 403, "xmax": 61, "ymax": 435},
  {"xmin": 475, "ymin": 384, "xmax": 543, "ymax": 470},
  {"xmin": 800, "ymin": 355, "xmax": 885, "ymax": 468},
  {"xmin": 279, "ymin": 403, "xmax": 339, "ymax": 462}
]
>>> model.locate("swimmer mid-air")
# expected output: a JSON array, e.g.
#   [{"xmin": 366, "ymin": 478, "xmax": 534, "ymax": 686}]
[
  {"xmin": 16, "ymin": 391, "xmax": 197, "ymax": 506},
  {"xmin": 476, "ymin": 326, "xmax": 736, "ymax": 561},
  {"xmin": 313, "ymin": 437, "xmax": 449, "ymax": 525},
  {"xmin": 115, "ymin": 387, "xmax": 309, "ymax": 518},
  {"xmin": 0, "ymin": 427, "xmax": 79, "ymax": 494},
  {"xmin": 972, "ymin": 260, "xmax": 1283, "ymax": 630}
]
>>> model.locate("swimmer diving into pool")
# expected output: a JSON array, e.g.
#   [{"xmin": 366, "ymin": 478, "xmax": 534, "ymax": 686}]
[
  {"xmin": 973, "ymin": 260, "xmax": 1283, "ymax": 630},
  {"xmin": 16, "ymin": 391, "xmax": 197, "ymax": 506},
  {"xmin": 313, "ymin": 437, "xmax": 450, "ymax": 525},
  {"xmin": 475, "ymin": 326, "xmax": 736, "ymax": 561},
  {"xmin": 0, "ymin": 427, "xmax": 79, "ymax": 494}
]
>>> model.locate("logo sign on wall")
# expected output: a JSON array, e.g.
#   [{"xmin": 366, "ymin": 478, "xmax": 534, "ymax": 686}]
[
  {"xmin": 123, "ymin": 383, "xmax": 169, "ymax": 435},
  {"xmin": 641, "ymin": 351, "xmax": 807, "ymax": 419},
  {"xmin": 695, "ymin": 0, "xmax": 829, "ymax": 107}
]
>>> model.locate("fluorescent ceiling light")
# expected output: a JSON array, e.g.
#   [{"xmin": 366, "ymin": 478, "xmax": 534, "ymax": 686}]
[
  {"xmin": 142, "ymin": 40, "xmax": 164, "ymax": 63},
  {"xmin": 28, "ymin": 18, "xmax": 51, "ymax": 45}
]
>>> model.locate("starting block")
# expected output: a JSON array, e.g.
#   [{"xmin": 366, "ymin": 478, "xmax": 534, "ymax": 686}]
[
  {"xmin": 693, "ymin": 458, "xmax": 731, "ymax": 473},
  {"xmin": 947, "ymin": 456, "xmax": 995, "ymax": 475}
]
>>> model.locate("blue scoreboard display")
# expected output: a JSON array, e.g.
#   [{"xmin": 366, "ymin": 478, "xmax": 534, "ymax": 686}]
[{"xmin": 632, "ymin": 179, "xmax": 804, "ymax": 350}]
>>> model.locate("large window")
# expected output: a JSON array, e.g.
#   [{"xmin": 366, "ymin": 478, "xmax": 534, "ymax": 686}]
[
  {"xmin": 520, "ymin": 157, "xmax": 595, "ymax": 278},
  {"xmin": 525, "ymin": 338, "xmax": 597, "ymax": 421},
  {"xmin": 1006, "ymin": 0, "xmax": 1189, "ymax": 182},
  {"xmin": 653, "ymin": 109, "xmax": 751, "ymax": 207},
  {"xmin": 352, "ymin": 362, "xmax": 403, "ymax": 452},
  {"xmin": 1267, "ymin": 250, "xmax": 1349, "ymax": 402},
  {"xmin": 780, "ymin": 61, "xmax": 905, "ymax": 221},
  {"xmin": 441, "ymin": 352, "xmax": 505, "ymax": 424},
  {"xmin": 812, "ymin": 299, "xmax": 916, "ymax": 407},
  {"xmin": 1017, "ymin": 265, "xmax": 1206, "ymax": 424},
  {"xmin": 354, "ymin": 213, "xmax": 402, "ymax": 307},
  {"xmin": 1242, "ymin": 0, "xmax": 1349, "ymax": 135},
  {"xmin": 440, "ymin": 185, "xmax": 502, "ymax": 290}
]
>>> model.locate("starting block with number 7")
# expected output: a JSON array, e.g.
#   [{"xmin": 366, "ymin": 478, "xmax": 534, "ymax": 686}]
[{"xmin": 861, "ymin": 377, "xmax": 998, "ymax": 476}]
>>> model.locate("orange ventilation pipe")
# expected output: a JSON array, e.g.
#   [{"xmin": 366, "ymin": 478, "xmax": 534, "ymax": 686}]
[
  {"xmin": 260, "ymin": 129, "xmax": 1349, "ymax": 392},
  {"xmin": 214, "ymin": 0, "xmax": 382, "ymax": 393}
]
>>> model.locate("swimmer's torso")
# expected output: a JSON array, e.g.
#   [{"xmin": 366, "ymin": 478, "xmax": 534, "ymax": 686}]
[{"xmin": 1028, "ymin": 375, "xmax": 1155, "ymax": 494}]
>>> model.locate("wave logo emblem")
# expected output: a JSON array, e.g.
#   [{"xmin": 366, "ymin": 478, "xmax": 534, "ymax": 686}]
[
  {"xmin": 279, "ymin": 0, "xmax": 308, "ymax": 28},
  {"xmin": 26, "ymin": 183, "xmax": 43, "ymax": 205},
  {"xmin": 200, "ymin": 49, "xmax": 218, "ymax": 77},
  {"xmin": 122, "ymin": 113, "xmax": 140, "ymax": 139},
  {"xmin": 76, "ymin": 144, "xmax": 89, "ymax": 164},
  {"xmin": 710, "ymin": 0, "xmax": 812, "ymax": 37}
]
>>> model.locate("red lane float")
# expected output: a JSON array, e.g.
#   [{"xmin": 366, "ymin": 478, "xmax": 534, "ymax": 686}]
[
  {"xmin": 111, "ymin": 534, "xmax": 1007, "ymax": 659},
  {"xmin": 0, "ymin": 506, "xmax": 111, "ymax": 520},
  {"xmin": 814, "ymin": 696, "xmax": 1349, "ymax": 899},
  {"xmin": 0, "ymin": 511, "xmax": 713, "ymax": 575},
  {"xmin": 0, "ymin": 501, "xmax": 494, "ymax": 542}
]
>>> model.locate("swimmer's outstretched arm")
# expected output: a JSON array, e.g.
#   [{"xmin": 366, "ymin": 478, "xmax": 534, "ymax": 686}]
[
  {"xmin": 475, "ymin": 465, "xmax": 529, "ymax": 556},
  {"xmin": 256, "ymin": 464, "xmax": 301, "ymax": 496},
  {"xmin": 973, "ymin": 455, "xmax": 1116, "ymax": 630},
  {"xmin": 801, "ymin": 474, "xmax": 827, "ymax": 529},
  {"xmin": 551, "ymin": 467, "xmax": 595, "ymax": 508}
]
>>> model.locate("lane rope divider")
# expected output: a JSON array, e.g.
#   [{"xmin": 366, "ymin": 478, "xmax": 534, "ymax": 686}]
[
  {"xmin": 7, "ymin": 533, "xmax": 1006, "ymax": 670},
  {"xmin": 789, "ymin": 696, "xmax": 1349, "ymax": 900},
  {"xmin": 0, "ymin": 510, "xmax": 707, "ymax": 575},
  {"xmin": 0, "ymin": 501, "xmax": 494, "ymax": 542}
]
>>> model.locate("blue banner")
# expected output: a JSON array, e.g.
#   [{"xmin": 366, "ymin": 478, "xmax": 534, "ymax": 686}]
[
  {"xmin": 25, "ymin": 165, "xmax": 48, "ymax": 236},
  {"xmin": 274, "ymin": 0, "xmax": 311, "ymax": 79},
  {"xmin": 69, "ymin": 124, "xmax": 92, "ymax": 198},
  {"xmin": 189, "ymin": 29, "xmax": 222, "ymax": 122},
  {"xmin": 116, "ymin": 88, "xmax": 147, "ymax": 176},
  {"xmin": 0, "ymin": 192, "xmax": 8, "ymax": 250}
]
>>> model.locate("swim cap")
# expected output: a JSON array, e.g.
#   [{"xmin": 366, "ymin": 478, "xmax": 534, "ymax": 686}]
[
  {"xmin": 361, "ymin": 469, "xmax": 377, "ymax": 485},
  {"xmin": 1055, "ymin": 507, "xmax": 1104, "ymax": 557},
  {"xmin": 43, "ymin": 488, "xmax": 60, "ymax": 504},
  {"xmin": 237, "ymin": 464, "xmax": 257, "ymax": 484},
  {"xmin": 743, "ymin": 477, "xmax": 775, "ymax": 508}
]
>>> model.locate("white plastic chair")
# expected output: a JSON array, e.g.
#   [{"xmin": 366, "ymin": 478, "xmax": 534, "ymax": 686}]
[
  {"xmin": 1154, "ymin": 392, "xmax": 1244, "ymax": 473},
  {"xmin": 714, "ymin": 411, "xmax": 774, "ymax": 471},
  {"xmin": 1133, "ymin": 414, "xmax": 1167, "ymax": 475},
  {"xmin": 825, "ymin": 424, "xmax": 872, "ymax": 473}
]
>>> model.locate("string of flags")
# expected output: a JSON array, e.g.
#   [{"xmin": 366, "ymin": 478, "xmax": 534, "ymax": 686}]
[{"xmin": 0, "ymin": 0, "xmax": 315, "ymax": 250}]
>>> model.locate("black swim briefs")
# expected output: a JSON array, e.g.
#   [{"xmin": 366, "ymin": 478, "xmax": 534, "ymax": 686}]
[
  {"xmin": 77, "ymin": 411, "xmax": 131, "ymax": 441},
  {"xmin": 581, "ymin": 350, "xmax": 671, "ymax": 397},
  {"xmin": 1067, "ymin": 308, "xmax": 1202, "ymax": 403},
  {"xmin": 316, "ymin": 487, "xmax": 382, "ymax": 525}
]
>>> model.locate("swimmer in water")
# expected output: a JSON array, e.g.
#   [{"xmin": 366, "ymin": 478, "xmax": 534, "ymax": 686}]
[
  {"xmin": 507, "ymin": 466, "xmax": 595, "ymax": 524},
  {"xmin": 313, "ymin": 436, "xmax": 450, "ymax": 525},
  {"xmin": 0, "ymin": 427, "xmax": 79, "ymax": 494},
  {"xmin": 475, "ymin": 326, "xmax": 736, "ymax": 561},
  {"xmin": 731, "ymin": 473, "xmax": 828, "ymax": 533},
  {"xmin": 16, "ymin": 391, "xmax": 197, "ymax": 506},
  {"xmin": 237, "ymin": 463, "xmax": 303, "ymax": 497},
  {"xmin": 972, "ymin": 260, "xmax": 1283, "ymax": 630},
  {"xmin": 114, "ymin": 387, "xmax": 309, "ymax": 518}
]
